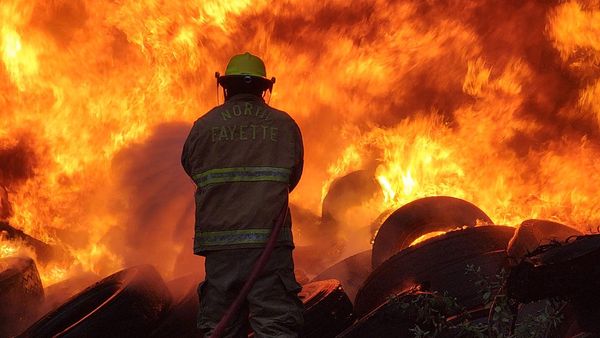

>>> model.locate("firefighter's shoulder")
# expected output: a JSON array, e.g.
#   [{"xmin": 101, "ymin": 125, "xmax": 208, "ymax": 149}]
[
  {"xmin": 265, "ymin": 105, "xmax": 299, "ymax": 127},
  {"xmin": 193, "ymin": 105, "xmax": 225, "ymax": 127}
]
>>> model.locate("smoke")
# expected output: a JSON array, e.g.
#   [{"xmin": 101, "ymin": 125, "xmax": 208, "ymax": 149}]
[
  {"xmin": 0, "ymin": 137, "xmax": 37, "ymax": 219},
  {"xmin": 0, "ymin": 187, "xmax": 10, "ymax": 220},
  {"xmin": 0, "ymin": 137, "xmax": 37, "ymax": 188},
  {"xmin": 109, "ymin": 122, "xmax": 204, "ymax": 280}
]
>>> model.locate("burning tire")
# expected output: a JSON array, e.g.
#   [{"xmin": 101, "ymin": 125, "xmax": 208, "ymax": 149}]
[
  {"xmin": 321, "ymin": 170, "xmax": 380, "ymax": 225},
  {"xmin": 355, "ymin": 225, "xmax": 514, "ymax": 318},
  {"xmin": 0, "ymin": 257, "xmax": 44, "ymax": 337},
  {"xmin": 311, "ymin": 250, "xmax": 371, "ymax": 304},
  {"xmin": 371, "ymin": 196, "xmax": 494, "ymax": 269},
  {"xmin": 318, "ymin": 170, "xmax": 382, "ymax": 268},
  {"xmin": 20, "ymin": 265, "xmax": 171, "ymax": 337},
  {"xmin": 300, "ymin": 279, "xmax": 354, "ymax": 338},
  {"xmin": 41, "ymin": 272, "xmax": 100, "ymax": 315},
  {"xmin": 0, "ymin": 221, "xmax": 62, "ymax": 264},
  {"xmin": 507, "ymin": 219, "xmax": 582, "ymax": 264}
]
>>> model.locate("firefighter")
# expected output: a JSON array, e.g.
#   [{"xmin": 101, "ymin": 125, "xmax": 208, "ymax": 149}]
[{"xmin": 181, "ymin": 52, "xmax": 304, "ymax": 337}]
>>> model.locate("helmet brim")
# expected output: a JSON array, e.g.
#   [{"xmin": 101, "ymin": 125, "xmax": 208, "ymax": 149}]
[{"xmin": 218, "ymin": 75, "xmax": 273, "ymax": 91}]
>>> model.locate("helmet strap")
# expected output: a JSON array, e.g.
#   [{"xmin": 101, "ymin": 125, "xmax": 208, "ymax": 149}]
[
  {"xmin": 265, "ymin": 77, "xmax": 275, "ymax": 104},
  {"xmin": 215, "ymin": 72, "xmax": 221, "ymax": 105}
]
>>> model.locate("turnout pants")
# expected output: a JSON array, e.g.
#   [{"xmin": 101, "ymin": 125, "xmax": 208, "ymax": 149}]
[{"xmin": 198, "ymin": 247, "xmax": 304, "ymax": 338}]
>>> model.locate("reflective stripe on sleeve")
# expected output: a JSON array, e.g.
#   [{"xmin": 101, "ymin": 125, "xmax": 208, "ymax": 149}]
[
  {"xmin": 192, "ymin": 166, "xmax": 291, "ymax": 188},
  {"xmin": 195, "ymin": 227, "xmax": 292, "ymax": 248}
]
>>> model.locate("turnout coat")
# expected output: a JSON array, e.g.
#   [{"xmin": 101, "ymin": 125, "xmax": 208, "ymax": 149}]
[{"xmin": 182, "ymin": 94, "xmax": 303, "ymax": 254}]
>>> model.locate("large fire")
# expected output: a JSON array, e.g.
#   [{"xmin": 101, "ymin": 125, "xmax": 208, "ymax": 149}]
[{"xmin": 1, "ymin": 1, "xmax": 599, "ymax": 285}]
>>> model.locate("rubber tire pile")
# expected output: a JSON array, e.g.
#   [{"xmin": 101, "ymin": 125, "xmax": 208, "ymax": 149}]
[
  {"xmin": 0, "ymin": 257, "xmax": 44, "ymax": 337},
  {"xmin": 3, "ymin": 196, "xmax": 599, "ymax": 337}
]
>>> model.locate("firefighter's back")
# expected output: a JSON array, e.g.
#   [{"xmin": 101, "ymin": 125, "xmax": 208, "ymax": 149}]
[{"xmin": 182, "ymin": 93, "xmax": 302, "ymax": 254}]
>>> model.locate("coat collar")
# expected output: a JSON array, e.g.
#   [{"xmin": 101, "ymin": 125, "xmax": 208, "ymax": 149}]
[{"xmin": 226, "ymin": 93, "xmax": 265, "ymax": 103}]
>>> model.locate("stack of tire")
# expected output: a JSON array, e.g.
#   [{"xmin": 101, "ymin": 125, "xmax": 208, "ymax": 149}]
[
  {"xmin": 8, "ymin": 194, "xmax": 596, "ymax": 337},
  {"xmin": 19, "ymin": 265, "xmax": 173, "ymax": 337},
  {"xmin": 8, "ymin": 262, "xmax": 352, "ymax": 337},
  {"xmin": 0, "ymin": 248, "xmax": 352, "ymax": 337},
  {"xmin": 314, "ymin": 196, "xmax": 512, "ymax": 336},
  {"xmin": 0, "ymin": 257, "xmax": 44, "ymax": 337},
  {"xmin": 0, "ymin": 256, "xmax": 179, "ymax": 337},
  {"xmin": 312, "ymin": 195, "xmax": 595, "ymax": 337},
  {"xmin": 508, "ymin": 229, "xmax": 600, "ymax": 337}
]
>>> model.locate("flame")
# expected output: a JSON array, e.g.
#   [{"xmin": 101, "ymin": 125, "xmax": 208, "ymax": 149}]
[
  {"xmin": 1, "ymin": 241, "xmax": 19, "ymax": 257},
  {"xmin": 409, "ymin": 231, "xmax": 449, "ymax": 247},
  {"xmin": 0, "ymin": 233, "xmax": 67, "ymax": 284},
  {"xmin": 1, "ymin": 0, "xmax": 600, "ymax": 284}
]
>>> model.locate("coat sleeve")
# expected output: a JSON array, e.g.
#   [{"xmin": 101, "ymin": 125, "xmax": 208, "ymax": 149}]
[
  {"xmin": 289, "ymin": 123, "xmax": 304, "ymax": 192},
  {"xmin": 181, "ymin": 120, "xmax": 201, "ymax": 178}
]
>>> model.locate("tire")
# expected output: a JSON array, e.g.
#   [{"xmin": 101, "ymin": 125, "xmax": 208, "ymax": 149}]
[
  {"xmin": 338, "ymin": 289, "xmax": 459, "ymax": 338},
  {"xmin": 507, "ymin": 219, "xmax": 582, "ymax": 264},
  {"xmin": 507, "ymin": 234, "xmax": 600, "ymax": 303},
  {"xmin": 0, "ymin": 257, "xmax": 44, "ymax": 337},
  {"xmin": 372, "ymin": 196, "xmax": 494, "ymax": 269},
  {"xmin": 41, "ymin": 272, "xmax": 100, "ymax": 315},
  {"xmin": 311, "ymin": 250, "xmax": 371, "ymax": 304},
  {"xmin": 320, "ymin": 171, "xmax": 382, "ymax": 259},
  {"xmin": 570, "ymin": 333, "xmax": 594, "ymax": 338},
  {"xmin": 20, "ymin": 265, "xmax": 172, "ymax": 338},
  {"xmin": 321, "ymin": 170, "xmax": 380, "ymax": 224},
  {"xmin": 151, "ymin": 281, "xmax": 200, "ymax": 338},
  {"xmin": 300, "ymin": 279, "xmax": 354, "ymax": 338},
  {"xmin": 507, "ymin": 234, "xmax": 600, "ymax": 334},
  {"xmin": 164, "ymin": 274, "xmax": 203, "ymax": 303},
  {"xmin": 0, "ymin": 221, "xmax": 62, "ymax": 264},
  {"xmin": 355, "ymin": 226, "xmax": 514, "ymax": 317}
]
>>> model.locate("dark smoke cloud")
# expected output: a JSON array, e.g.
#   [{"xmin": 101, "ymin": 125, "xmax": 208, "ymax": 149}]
[
  {"xmin": 0, "ymin": 186, "xmax": 11, "ymax": 220},
  {"xmin": 0, "ymin": 137, "xmax": 37, "ymax": 188},
  {"xmin": 109, "ymin": 122, "xmax": 204, "ymax": 280},
  {"xmin": 0, "ymin": 137, "xmax": 37, "ymax": 220}
]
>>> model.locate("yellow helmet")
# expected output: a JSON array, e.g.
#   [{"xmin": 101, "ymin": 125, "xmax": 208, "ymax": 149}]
[
  {"xmin": 216, "ymin": 52, "xmax": 275, "ymax": 92},
  {"xmin": 224, "ymin": 52, "xmax": 267, "ymax": 79}
]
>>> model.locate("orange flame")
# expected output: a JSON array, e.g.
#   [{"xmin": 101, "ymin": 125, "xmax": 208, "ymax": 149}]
[{"xmin": 1, "ymin": 1, "xmax": 600, "ymax": 284}]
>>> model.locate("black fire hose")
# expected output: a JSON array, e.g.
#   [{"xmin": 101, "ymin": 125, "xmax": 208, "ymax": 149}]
[{"xmin": 210, "ymin": 195, "xmax": 290, "ymax": 338}]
